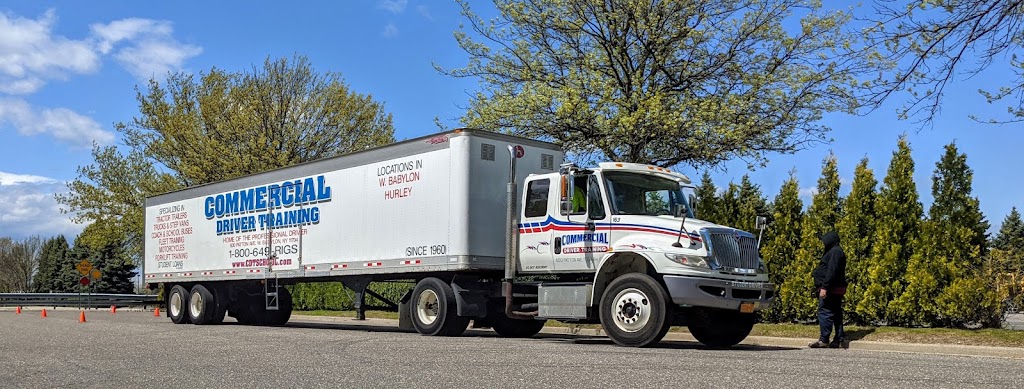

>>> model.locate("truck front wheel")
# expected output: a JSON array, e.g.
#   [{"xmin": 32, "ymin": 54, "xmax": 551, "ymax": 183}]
[
  {"xmin": 410, "ymin": 277, "xmax": 469, "ymax": 336},
  {"xmin": 599, "ymin": 273, "xmax": 672, "ymax": 347},
  {"xmin": 686, "ymin": 308, "xmax": 755, "ymax": 348}
]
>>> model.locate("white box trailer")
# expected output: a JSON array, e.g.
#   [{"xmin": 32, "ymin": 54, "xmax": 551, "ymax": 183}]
[{"xmin": 145, "ymin": 129, "xmax": 775, "ymax": 347}]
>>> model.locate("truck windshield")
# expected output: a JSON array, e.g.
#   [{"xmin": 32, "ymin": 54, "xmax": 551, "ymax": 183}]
[{"xmin": 603, "ymin": 171, "xmax": 694, "ymax": 218}]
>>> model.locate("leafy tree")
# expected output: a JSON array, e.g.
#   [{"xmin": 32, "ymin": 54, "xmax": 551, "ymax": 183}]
[
  {"xmin": 33, "ymin": 235, "xmax": 69, "ymax": 293},
  {"xmin": 836, "ymin": 158, "xmax": 877, "ymax": 323},
  {"xmin": 759, "ymin": 171, "xmax": 803, "ymax": 322},
  {"xmin": 0, "ymin": 236, "xmax": 42, "ymax": 292},
  {"xmin": 694, "ymin": 171, "xmax": 720, "ymax": 223},
  {"xmin": 991, "ymin": 208, "xmax": 1024, "ymax": 310},
  {"xmin": 857, "ymin": 136, "xmax": 922, "ymax": 323},
  {"xmin": 866, "ymin": 1, "xmax": 1024, "ymax": 124},
  {"xmin": 444, "ymin": 0, "xmax": 875, "ymax": 168},
  {"xmin": 894, "ymin": 143, "xmax": 990, "ymax": 325},
  {"xmin": 57, "ymin": 55, "xmax": 396, "ymax": 259},
  {"xmin": 778, "ymin": 154, "xmax": 842, "ymax": 321}
]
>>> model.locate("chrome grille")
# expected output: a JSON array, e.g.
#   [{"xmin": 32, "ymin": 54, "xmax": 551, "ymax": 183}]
[{"xmin": 706, "ymin": 231, "xmax": 759, "ymax": 270}]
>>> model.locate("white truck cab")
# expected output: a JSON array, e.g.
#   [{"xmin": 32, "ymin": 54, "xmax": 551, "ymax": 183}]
[{"xmin": 513, "ymin": 161, "xmax": 774, "ymax": 347}]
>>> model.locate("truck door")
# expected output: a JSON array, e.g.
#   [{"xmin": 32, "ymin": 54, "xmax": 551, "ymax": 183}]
[
  {"xmin": 551, "ymin": 174, "xmax": 609, "ymax": 272},
  {"xmin": 519, "ymin": 177, "xmax": 554, "ymax": 272}
]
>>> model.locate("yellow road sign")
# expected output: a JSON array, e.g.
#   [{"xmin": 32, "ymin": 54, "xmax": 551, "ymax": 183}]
[
  {"xmin": 76, "ymin": 260, "xmax": 92, "ymax": 276},
  {"xmin": 90, "ymin": 269, "xmax": 101, "ymax": 280}
]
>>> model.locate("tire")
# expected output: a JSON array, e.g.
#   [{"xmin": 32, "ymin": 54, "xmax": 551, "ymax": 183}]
[
  {"xmin": 235, "ymin": 294, "xmax": 267, "ymax": 326},
  {"xmin": 687, "ymin": 308, "xmax": 756, "ymax": 348},
  {"xmin": 168, "ymin": 285, "xmax": 191, "ymax": 324},
  {"xmin": 265, "ymin": 287, "xmax": 293, "ymax": 326},
  {"xmin": 188, "ymin": 284, "xmax": 217, "ymax": 325},
  {"xmin": 410, "ymin": 277, "xmax": 470, "ymax": 336},
  {"xmin": 491, "ymin": 314, "xmax": 547, "ymax": 338},
  {"xmin": 599, "ymin": 273, "xmax": 672, "ymax": 347}
]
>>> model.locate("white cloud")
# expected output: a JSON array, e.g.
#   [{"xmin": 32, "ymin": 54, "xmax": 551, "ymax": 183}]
[
  {"xmin": 384, "ymin": 23, "xmax": 399, "ymax": 38},
  {"xmin": 378, "ymin": 0, "xmax": 408, "ymax": 13},
  {"xmin": 89, "ymin": 18, "xmax": 202, "ymax": 81},
  {"xmin": 0, "ymin": 171, "xmax": 57, "ymax": 186},
  {"xmin": 0, "ymin": 98, "xmax": 115, "ymax": 147},
  {"xmin": 0, "ymin": 9, "xmax": 101, "ymax": 94},
  {"xmin": 0, "ymin": 179, "xmax": 85, "ymax": 239}
]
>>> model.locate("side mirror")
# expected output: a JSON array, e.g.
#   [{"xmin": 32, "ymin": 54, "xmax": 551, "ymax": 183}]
[{"xmin": 755, "ymin": 216, "xmax": 768, "ymax": 230}]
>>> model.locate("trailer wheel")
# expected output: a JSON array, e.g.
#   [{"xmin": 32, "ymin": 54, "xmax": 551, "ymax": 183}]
[
  {"xmin": 687, "ymin": 308, "xmax": 755, "ymax": 348},
  {"xmin": 599, "ymin": 273, "xmax": 672, "ymax": 347},
  {"xmin": 265, "ymin": 287, "xmax": 293, "ymax": 326},
  {"xmin": 168, "ymin": 285, "xmax": 191, "ymax": 324},
  {"xmin": 188, "ymin": 284, "xmax": 217, "ymax": 325},
  {"xmin": 491, "ymin": 314, "xmax": 547, "ymax": 338},
  {"xmin": 235, "ymin": 295, "xmax": 267, "ymax": 326},
  {"xmin": 410, "ymin": 277, "xmax": 469, "ymax": 336}
]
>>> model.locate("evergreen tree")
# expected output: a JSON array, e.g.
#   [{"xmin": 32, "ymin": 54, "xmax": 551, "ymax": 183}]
[
  {"xmin": 736, "ymin": 175, "xmax": 770, "ymax": 235},
  {"xmin": 694, "ymin": 171, "xmax": 719, "ymax": 223},
  {"xmin": 717, "ymin": 183, "xmax": 741, "ymax": 228},
  {"xmin": 836, "ymin": 158, "xmax": 877, "ymax": 324},
  {"xmin": 993, "ymin": 207, "xmax": 1024, "ymax": 252},
  {"xmin": 33, "ymin": 236, "xmax": 69, "ymax": 293},
  {"xmin": 857, "ymin": 136, "xmax": 922, "ymax": 323},
  {"xmin": 778, "ymin": 155, "xmax": 842, "ymax": 321},
  {"xmin": 759, "ymin": 171, "xmax": 803, "ymax": 322},
  {"xmin": 895, "ymin": 143, "xmax": 989, "ymax": 325},
  {"xmin": 62, "ymin": 235, "xmax": 93, "ymax": 293}
]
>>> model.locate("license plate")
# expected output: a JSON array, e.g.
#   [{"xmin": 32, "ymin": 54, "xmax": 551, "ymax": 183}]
[{"xmin": 739, "ymin": 302, "xmax": 756, "ymax": 313}]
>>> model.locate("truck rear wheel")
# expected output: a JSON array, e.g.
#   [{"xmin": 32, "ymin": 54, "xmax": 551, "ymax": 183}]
[
  {"xmin": 168, "ymin": 285, "xmax": 191, "ymax": 324},
  {"xmin": 687, "ymin": 308, "xmax": 755, "ymax": 348},
  {"xmin": 411, "ymin": 277, "xmax": 469, "ymax": 336},
  {"xmin": 188, "ymin": 284, "xmax": 217, "ymax": 325},
  {"xmin": 599, "ymin": 273, "xmax": 672, "ymax": 347}
]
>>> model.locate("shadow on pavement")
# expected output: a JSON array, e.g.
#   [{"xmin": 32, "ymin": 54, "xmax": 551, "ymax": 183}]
[
  {"xmin": 845, "ymin": 327, "xmax": 876, "ymax": 341},
  {"xmin": 566, "ymin": 337, "xmax": 799, "ymax": 351}
]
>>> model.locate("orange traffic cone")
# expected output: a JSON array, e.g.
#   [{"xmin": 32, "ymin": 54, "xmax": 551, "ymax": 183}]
[
  {"xmin": 110, "ymin": 305, "xmax": 117, "ymax": 313},
  {"xmin": 79, "ymin": 310, "xmax": 87, "ymax": 323},
  {"xmin": 41, "ymin": 308, "xmax": 47, "ymax": 318},
  {"xmin": 153, "ymin": 306, "xmax": 160, "ymax": 317},
  {"xmin": 15, "ymin": 306, "xmax": 21, "ymax": 314}
]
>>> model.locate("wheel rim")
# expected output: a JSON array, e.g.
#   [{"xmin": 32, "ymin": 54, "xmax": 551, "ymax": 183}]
[
  {"xmin": 189, "ymin": 291, "xmax": 203, "ymax": 318},
  {"xmin": 416, "ymin": 289, "xmax": 440, "ymax": 326},
  {"xmin": 611, "ymin": 288, "xmax": 650, "ymax": 333},
  {"xmin": 169, "ymin": 291, "xmax": 183, "ymax": 318}
]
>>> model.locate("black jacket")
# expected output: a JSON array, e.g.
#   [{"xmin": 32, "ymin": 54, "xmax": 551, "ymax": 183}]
[{"xmin": 812, "ymin": 232, "xmax": 847, "ymax": 289}]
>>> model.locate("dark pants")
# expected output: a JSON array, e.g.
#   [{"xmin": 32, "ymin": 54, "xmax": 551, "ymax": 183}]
[{"xmin": 817, "ymin": 293, "xmax": 845, "ymax": 343}]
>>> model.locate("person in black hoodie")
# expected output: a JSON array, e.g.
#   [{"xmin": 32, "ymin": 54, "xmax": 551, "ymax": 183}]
[{"xmin": 809, "ymin": 231, "xmax": 848, "ymax": 349}]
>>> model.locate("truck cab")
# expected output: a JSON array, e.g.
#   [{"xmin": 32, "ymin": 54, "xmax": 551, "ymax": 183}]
[{"xmin": 517, "ymin": 162, "xmax": 775, "ymax": 347}]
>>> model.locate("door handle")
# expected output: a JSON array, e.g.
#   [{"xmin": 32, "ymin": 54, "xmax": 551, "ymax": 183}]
[{"xmin": 554, "ymin": 237, "xmax": 561, "ymax": 254}]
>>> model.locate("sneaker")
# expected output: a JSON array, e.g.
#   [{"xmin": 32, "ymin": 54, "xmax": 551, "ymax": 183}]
[
  {"xmin": 808, "ymin": 341, "xmax": 829, "ymax": 348},
  {"xmin": 829, "ymin": 340, "xmax": 848, "ymax": 349}
]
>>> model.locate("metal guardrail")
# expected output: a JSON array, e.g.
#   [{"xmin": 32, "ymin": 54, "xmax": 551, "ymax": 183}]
[{"xmin": 0, "ymin": 293, "xmax": 160, "ymax": 308}]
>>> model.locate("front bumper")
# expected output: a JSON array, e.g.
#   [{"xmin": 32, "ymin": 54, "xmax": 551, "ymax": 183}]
[{"xmin": 663, "ymin": 275, "xmax": 775, "ymax": 311}]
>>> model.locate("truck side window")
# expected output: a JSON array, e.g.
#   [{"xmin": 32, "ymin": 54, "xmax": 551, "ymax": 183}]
[
  {"xmin": 587, "ymin": 175, "xmax": 606, "ymax": 220},
  {"xmin": 524, "ymin": 179, "xmax": 550, "ymax": 218}
]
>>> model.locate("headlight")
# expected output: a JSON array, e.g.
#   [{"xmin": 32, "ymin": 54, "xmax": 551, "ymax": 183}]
[{"xmin": 665, "ymin": 253, "xmax": 712, "ymax": 268}]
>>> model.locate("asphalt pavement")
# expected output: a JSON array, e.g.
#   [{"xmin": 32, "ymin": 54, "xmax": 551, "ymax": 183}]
[{"xmin": 1, "ymin": 309, "xmax": 1022, "ymax": 389}]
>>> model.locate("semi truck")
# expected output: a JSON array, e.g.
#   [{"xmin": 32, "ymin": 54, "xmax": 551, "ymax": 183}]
[{"xmin": 144, "ymin": 129, "xmax": 774, "ymax": 347}]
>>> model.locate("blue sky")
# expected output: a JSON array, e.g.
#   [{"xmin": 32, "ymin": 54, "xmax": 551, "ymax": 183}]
[{"xmin": 0, "ymin": 1, "xmax": 1020, "ymax": 240}]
